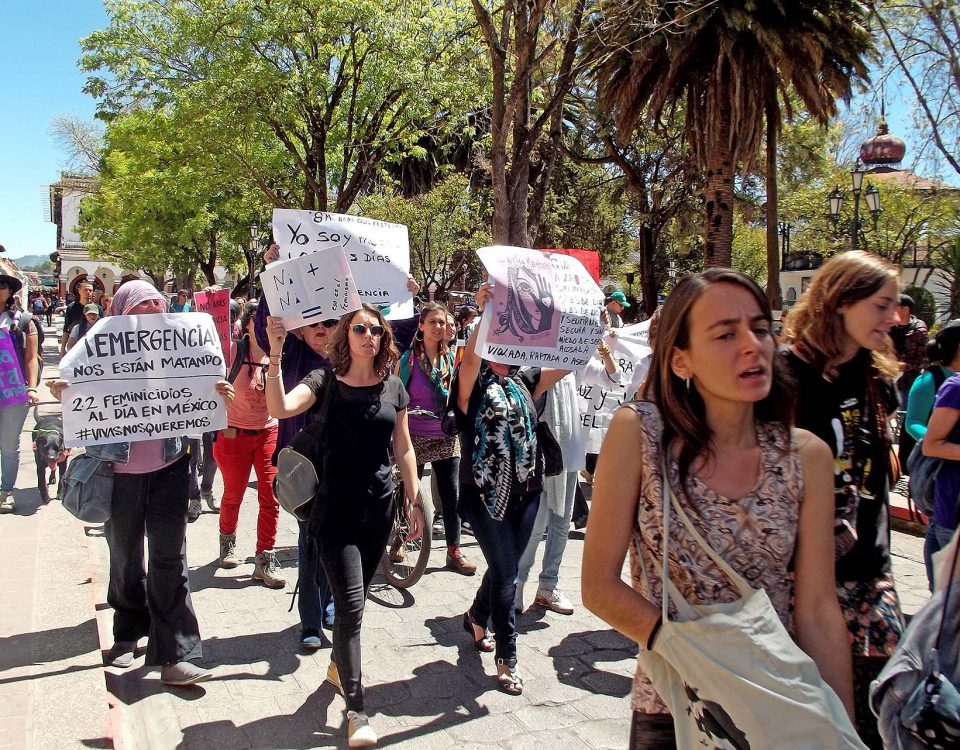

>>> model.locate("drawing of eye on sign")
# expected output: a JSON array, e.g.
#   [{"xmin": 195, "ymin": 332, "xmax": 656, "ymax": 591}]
[
  {"xmin": 475, "ymin": 246, "xmax": 606, "ymax": 372},
  {"xmin": 259, "ymin": 246, "xmax": 363, "ymax": 331},
  {"xmin": 271, "ymin": 209, "xmax": 414, "ymax": 320}
]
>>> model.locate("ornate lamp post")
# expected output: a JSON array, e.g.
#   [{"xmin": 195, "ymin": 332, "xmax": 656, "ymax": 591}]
[{"xmin": 828, "ymin": 164, "xmax": 881, "ymax": 250}]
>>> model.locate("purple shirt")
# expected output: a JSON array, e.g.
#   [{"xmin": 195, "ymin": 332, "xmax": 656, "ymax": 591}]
[
  {"xmin": 407, "ymin": 359, "xmax": 445, "ymax": 438},
  {"xmin": 933, "ymin": 374, "xmax": 960, "ymax": 529}
]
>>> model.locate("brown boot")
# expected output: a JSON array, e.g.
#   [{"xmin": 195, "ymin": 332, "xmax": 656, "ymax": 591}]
[{"xmin": 445, "ymin": 546, "xmax": 477, "ymax": 576}]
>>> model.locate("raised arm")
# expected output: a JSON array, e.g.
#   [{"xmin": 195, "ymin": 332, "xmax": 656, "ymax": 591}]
[
  {"xmin": 264, "ymin": 316, "xmax": 318, "ymax": 418},
  {"xmin": 457, "ymin": 282, "xmax": 492, "ymax": 413}
]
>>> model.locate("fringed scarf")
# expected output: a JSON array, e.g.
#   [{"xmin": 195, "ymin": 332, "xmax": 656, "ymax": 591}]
[
  {"xmin": 398, "ymin": 346, "xmax": 454, "ymax": 412},
  {"xmin": 472, "ymin": 365, "xmax": 537, "ymax": 520}
]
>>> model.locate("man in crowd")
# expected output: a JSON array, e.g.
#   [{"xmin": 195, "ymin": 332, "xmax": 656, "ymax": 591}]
[
  {"xmin": 604, "ymin": 290, "xmax": 629, "ymax": 329},
  {"xmin": 171, "ymin": 289, "xmax": 192, "ymax": 312},
  {"xmin": 61, "ymin": 281, "xmax": 95, "ymax": 356},
  {"xmin": 891, "ymin": 293, "xmax": 929, "ymax": 402}
]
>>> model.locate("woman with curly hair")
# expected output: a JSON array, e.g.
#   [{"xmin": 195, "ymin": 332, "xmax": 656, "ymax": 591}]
[
  {"xmin": 265, "ymin": 303, "xmax": 421, "ymax": 748},
  {"xmin": 783, "ymin": 250, "xmax": 905, "ymax": 748}
]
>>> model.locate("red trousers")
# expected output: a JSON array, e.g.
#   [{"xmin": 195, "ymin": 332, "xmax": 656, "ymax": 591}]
[{"xmin": 214, "ymin": 426, "xmax": 279, "ymax": 555}]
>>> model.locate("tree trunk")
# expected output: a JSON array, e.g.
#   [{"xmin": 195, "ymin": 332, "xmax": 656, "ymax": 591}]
[
  {"xmin": 765, "ymin": 104, "xmax": 782, "ymax": 309},
  {"xmin": 638, "ymin": 225, "xmax": 658, "ymax": 318},
  {"xmin": 199, "ymin": 230, "xmax": 218, "ymax": 286},
  {"xmin": 703, "ymin": 106, "xmax": 734, "ymax": 268}
]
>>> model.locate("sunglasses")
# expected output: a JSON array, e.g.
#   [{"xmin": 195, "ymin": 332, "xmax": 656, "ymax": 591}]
[
  {"xmin": 307, "ymin": 319, "xmax": 338, "ymax": 329},
  {"xmin": 350, "ymin": 323, "xmax": 385, "ymax": 337}
]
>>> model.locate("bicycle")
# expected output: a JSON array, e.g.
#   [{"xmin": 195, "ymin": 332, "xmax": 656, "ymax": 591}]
[{"xmin": 379, "ymin": 406, "xmax": 437, "ymax": 588}]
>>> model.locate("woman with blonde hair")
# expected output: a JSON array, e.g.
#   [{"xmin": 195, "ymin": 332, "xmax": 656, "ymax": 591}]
[{"xmin": 784, "ymin": 250, "xmax": 905, "ymax": 748}]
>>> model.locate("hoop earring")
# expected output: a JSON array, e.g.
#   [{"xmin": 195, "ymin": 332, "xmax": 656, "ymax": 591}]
[{"xmin": 415, "ymin": 330, "xmax": 424, "ymax": 342}]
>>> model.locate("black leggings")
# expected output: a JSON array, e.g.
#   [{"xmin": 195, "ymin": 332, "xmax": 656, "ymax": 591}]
[
  {"xmin": 418, "ymin": 456, "xmax": 460, "ymax": 546},
  {"xmin": 316, "ymin": 515, "xmax": 393, "ymax": 712}
]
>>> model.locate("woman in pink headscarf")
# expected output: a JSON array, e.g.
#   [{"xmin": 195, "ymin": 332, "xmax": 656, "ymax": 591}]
[{"xmin": 51, "ymin": 280, "xmax": 234, "ymax": 686}]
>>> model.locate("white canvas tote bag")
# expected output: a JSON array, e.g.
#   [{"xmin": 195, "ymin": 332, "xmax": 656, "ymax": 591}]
[{"xmin": 637, "ymin": 465, "xmax": 867, "ymax": 749}]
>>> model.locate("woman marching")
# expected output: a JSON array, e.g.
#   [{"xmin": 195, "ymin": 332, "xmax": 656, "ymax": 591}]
[
  {"xmin": 584, "ymin": 269, "xmax": 860, "ymax": 748},
  {"xmin": 265, "ymin": 304, "xmax": 422, "ymax": 748},
  {"xmin": 396, "ymin": 302, "xmax": 475, "ymax": 575},
  {"xmin": 783, "ymin": 250, "xmax": 905, "ymax": 748},
  {"xmin": 454, "ymin": 282, "xmax": 570, "ymax": 696},
  {"xmin": 50, "ymin": 281, "xmax": 235, "ymax": 684}
]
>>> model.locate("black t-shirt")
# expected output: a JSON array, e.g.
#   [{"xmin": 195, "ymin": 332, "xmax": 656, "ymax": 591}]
[
  {"xmin": 785, "ymin": 349, "xmax": 899, "ymax": 583},
  {"xmin": 301, "ymin": 370, "xmax": 409, "ymax": 529},
  {"xmin": 455, "ymin": 366, "xmax": 544, "ymax": 496}
]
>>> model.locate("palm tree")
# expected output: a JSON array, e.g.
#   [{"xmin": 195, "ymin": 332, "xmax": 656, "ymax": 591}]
[{"xmin": 590, "ymin": 0, "xmax": 873, "ymax": 268}]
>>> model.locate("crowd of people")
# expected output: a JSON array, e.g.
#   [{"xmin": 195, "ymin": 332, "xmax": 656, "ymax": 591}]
[{"xmin": 2, "ymin": 248, "xmax": 957, "ymax": 749}]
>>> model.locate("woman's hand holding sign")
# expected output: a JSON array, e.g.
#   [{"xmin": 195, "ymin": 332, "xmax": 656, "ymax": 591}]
[
  {"xmin": 215, "ymin": 380, "xmax": 236, "ymax": 404},
  {"xmin": 265, "ymin": 316, "xmax": 288, "ymax": 355}
]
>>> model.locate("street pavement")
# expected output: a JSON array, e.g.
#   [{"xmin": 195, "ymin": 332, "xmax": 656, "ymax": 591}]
[{"xmin": 0, "ymin": 318, "xmax": 933, "ymax": 749}]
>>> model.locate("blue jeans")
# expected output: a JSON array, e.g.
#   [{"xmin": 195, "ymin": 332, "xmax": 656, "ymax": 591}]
[
  {"xmin": 924, "ymin": 519, "xmax": 957, "ymax": 591},
  {"xmin": 297, "ymin": 520, "xmax": 335, "ymax": 635},
  {"xmin": 0, "ymin": 402, "xmax": 29, "ymax": 492},
  {"xmin": 459, "ymin": 483, "xmax": 540, "ymax": 662},
  {"xmin": 517, "ymin": 470, "xmax": 578, "ymax": 591}
]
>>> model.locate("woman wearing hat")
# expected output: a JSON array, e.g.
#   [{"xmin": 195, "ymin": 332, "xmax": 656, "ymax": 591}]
[
  {"xmin": 64, "ymin": 303, "xmax": 101, "ymax": 351},
  {"xmin": 0, "ymin": 272, "xmax": 40, "ymax": 514}
]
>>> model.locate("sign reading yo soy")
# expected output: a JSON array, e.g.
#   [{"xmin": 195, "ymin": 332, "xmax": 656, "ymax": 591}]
[{"xmin": 58, "ymin": 314, "xmax": 228, "ymax": 447}]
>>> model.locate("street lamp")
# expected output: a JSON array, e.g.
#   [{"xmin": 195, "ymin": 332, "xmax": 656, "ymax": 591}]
[
  {"xmin": 777, "ymin": 221, "xmax": 792, "ymax": 271},
  {"xmin": 248, "ymin": 224, "xmax": 259, "ymax": 297},
  {"xmin": 625, "ymin": 271, "xmax": 635, "ymax": 297},
  {"xmin": 828, "ymin": 164, "xmax": 881, "ymax": 251}
]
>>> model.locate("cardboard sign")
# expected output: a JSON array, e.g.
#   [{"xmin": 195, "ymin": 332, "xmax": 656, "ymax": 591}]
[
  {"xmin": 259, "ymin": 247, "xmax": 362, "ymax": 331},
  {"xmin": 271, "ymin": 209, "xmax": 413, "ymax": 319},
  {"xmin": 59, "ymin": 314, "xmax": 227, "ymax": 447},
  {"xmin": 0, "ymin": 331, "xmax": 28, "ymax": 407},
  {"xmin": 474, "ymin": 246, "xmax": 605, "ymax": 372},
  {"xmin": 193, "ymin": 288, "xmax": 232, "ymax": 369}
]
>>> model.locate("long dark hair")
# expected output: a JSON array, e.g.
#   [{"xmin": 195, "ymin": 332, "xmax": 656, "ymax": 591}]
[
  {"xmin": 928, "ymin": 321, "xmax": 960, "ymax": 367},
  {"xmin": 327, "ymin": 304, "xmax": 399, "ymax": 379},
  {"xmin": 642, "ymin": 268, "xmax": 794, "ymax": 479},
  {"xmin": 414, "ymin": 302, "xmax": 450, "ymax": 357}
]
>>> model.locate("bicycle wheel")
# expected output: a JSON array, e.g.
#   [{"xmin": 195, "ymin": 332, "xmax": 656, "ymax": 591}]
[{"xmin": 380, "ymin": 487, "xmax": 433, "ymax": 589}]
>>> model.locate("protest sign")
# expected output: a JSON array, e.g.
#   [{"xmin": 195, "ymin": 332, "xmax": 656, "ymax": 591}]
[
  {"xmin": 271, "ymin": 209, "xmax": 414, "ymax": 319},
  {"xmin": 474, "ymin": 246, "xmax": 605, "ymax": 372},
  {"xmin": 539, "ymin": 248, "xmax": 601, "ymax": 285},
  {"xmin": 59, "ymin": 314, "xmax": 227, "ymax": 448},
  {"xmin": 193, "ymin": 288, "xmax": 232, "ymax": 369},
  {"xmin": 576, "ymin": 324, "xmax": 652, "ymax": 451},
  {"xmin": 0, "ymin": 331, "xmax": 28, "ymax": 407},
  {"xmin": 260, "ymin": 247, "xmax": 362, "ymax": 331}
]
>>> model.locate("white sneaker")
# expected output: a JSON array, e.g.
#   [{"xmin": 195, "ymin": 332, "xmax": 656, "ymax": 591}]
[
  {"xmin": 0, "ymin": 491, "xmax": 14, "ymax": 514},
  {"xmin": 535, "ymin": 587, "xmax": 574, "ymax": 615},
  {"xmin": 347, "ymin": 710, "xmax": 377, "ymax": 747}
]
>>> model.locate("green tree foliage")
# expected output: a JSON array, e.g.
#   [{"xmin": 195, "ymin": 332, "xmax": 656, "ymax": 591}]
[
  {"xmin": 357, "ymin": 175, "xmax": 491, "ymax": 296},
  {"xmin": 590, "ymin": 0, "xmax": 873, "ymax": 268},
  {"xmin": 79, "ymin": 110, "xmax": 254, "ymax": 287},
  {"xmin": 81, "ymin": 0, "xmax": 484, "ymax": 212}
]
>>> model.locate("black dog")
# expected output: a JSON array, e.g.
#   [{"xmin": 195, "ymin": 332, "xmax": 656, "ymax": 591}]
[{"xmin": 33, "ymin": 408, "xmax": 68, "ymax": 504}]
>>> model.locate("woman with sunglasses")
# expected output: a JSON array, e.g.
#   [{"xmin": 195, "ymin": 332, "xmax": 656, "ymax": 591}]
[
  {"xmin": 0, "ymin": 273, "xmax": 40, "ymax": 514},
  {"xmin": 212, "ymin": 299, "xmax": 285, "ymax": 588},
  {"xmin": 454, "ymin": 282, "xmax": 571, "ymax": 696},
  {"xmin": 265, "ymin": 304, "xmax": 421, "ymax": 748},
  {"xmin": 397, "ymin": 301, "xmax": 475, "ymax": 575}
]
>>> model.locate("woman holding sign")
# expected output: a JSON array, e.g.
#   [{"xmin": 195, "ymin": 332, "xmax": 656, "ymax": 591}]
[
  {"xmin": 0, "ymin": 272, "xmax": 40, "ymax": 515},
  {"xmin": 454, "ymin": 282, "xmax": 570, "ymax": 697},
  {"xmin": 49, "ymin": 281, "xmax": 235, "ymax": 685},
  {"xmin": 265, "ymin": 304, "xmax": 421, "ymax": 749}
]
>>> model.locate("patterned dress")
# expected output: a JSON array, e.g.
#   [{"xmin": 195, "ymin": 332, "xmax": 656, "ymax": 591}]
[{"xmin": 624, "ymin": 401, "xmax": 803, "ymax": 715}]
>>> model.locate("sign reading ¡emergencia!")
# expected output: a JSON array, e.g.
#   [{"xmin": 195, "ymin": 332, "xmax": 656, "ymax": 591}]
[
  {"xmin": 271, "ymin": 209, "xmax": 414, "ymax": 319},
  {"xmin": 0, "ymin": 330, "xmax": 28, "ymax": 408},
  {"xmin": 474, "ymin": 246, "xmax": 605, "ymax": 372},
  {"xmin": 259, "ymin": 246, "xmax": 362, "ymax": 331},
  {"xmin": 58, "ymin": 314, "xmax": 228, "ymax": 448},
  {"xmin": 193, "ymin": 288, "xmax": 232, "ymax": 369}
]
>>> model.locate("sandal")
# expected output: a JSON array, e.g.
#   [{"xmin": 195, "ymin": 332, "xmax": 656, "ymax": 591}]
[
  {"xmin": 462, "ymin": 610, "xmax": 495, "ymax": 653},
  {"xmin": 496, "ymin": 658, "xmax": 523, "ymax": 696}
]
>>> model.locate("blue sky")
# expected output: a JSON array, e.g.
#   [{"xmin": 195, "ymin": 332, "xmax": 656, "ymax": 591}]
[{"xmin": 0, "ymin": 1, "xmax": 944, "ymax": 262}]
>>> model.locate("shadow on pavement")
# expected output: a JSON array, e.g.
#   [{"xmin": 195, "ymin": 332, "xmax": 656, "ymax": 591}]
[
  {"xmin": 0, "ymin": 620, "xmax": 100, "ymax": 673},
  {"xmin": 547, "ymin": 628, "xmax": 635, "ymax": 698}
]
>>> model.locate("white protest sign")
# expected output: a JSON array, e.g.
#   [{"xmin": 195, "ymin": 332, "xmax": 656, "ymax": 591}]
[
  {"xmin": 259, "ymin": 246, "xmax": 362, "ymax": 331},
  {"xmin": 474, "ymin": 246, "xmax": 605, "ymax": 372},
  {"xmin": 59, "ymin": 313, "xmax": 227, "ymax": 447},
  {"xmin": 576, "ymin": 325, "xmax": 651, "ymax": 452},
  {"xmin": 271, "ymin": 209, "xmax": 414, "ymax": 319}
]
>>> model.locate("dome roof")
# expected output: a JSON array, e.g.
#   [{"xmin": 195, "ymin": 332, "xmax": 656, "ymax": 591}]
[{"xmin": 860, "ymin": 118, "xmax": 906, "ymax": 166}]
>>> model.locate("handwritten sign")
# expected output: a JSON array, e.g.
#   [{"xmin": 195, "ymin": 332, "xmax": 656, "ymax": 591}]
[
  {"xmin": 271, "ymin": 209, "xmax": 413, "ymax": 319},
  {"xmin": 0, "ymin": 331, "xmax": 28, "ymax": 407},
  {"xmin": 474, "ymin": 246, "xmax": 605, "ymax": 372},
  {"xmin": 259, "ymin": 247, "xmax": 362, "ymax": 331},
  {"xmin": 59, "ymin": 314, "xmax": 227, "ymax": 447},
  {"xmin": 539, "ymin": 248, "xmax": 601, "ymax": 285},
  {"xmin": 193, "ymin": 288, "xmax": 232, "ymax": 369}
]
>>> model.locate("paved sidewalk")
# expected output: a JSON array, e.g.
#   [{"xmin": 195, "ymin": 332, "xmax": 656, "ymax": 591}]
[{"xmin": 2, "ymin": 321, "xmax": 934, "ymax": 749}]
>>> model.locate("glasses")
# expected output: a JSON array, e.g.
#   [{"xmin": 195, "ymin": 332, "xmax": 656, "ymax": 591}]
[
  {"xmin": 350, "ymin": 323, "xmax": 385, "ymax": 337},
  {"xmin": 307, "ymin": 319, "xmax": 338, "ymax": 329}
]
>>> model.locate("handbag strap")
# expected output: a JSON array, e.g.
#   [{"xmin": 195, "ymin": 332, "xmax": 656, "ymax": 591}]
[{"xmin": 660, "ymin": 456, "xmax": 754, "ymax": 622}]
